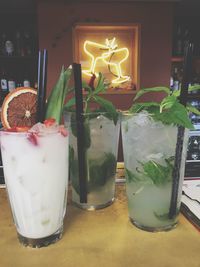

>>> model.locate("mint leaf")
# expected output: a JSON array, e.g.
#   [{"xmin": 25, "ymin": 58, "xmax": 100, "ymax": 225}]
[
  {"xmin": 125, "ymin": 168, "xmax": 142, "ymax": 183},
  {"xmin": 70, "ymin": 151, "xmax": 117, "ymax": 194},
  {"xmin": 134, "ymin": 87, "xmax": 170, "ymax": 101},
  {"xmin": 93, "ymin": 95, "xmax": 118, "ymax": 125},
  {"xmin": 160, "ymin": 95, "xmax": 177, "ymax": 112},
  {"xmin": 171, "ymin": 89, "xmax": 180, "ymax": 97},
  {"xmin": 140, "ymin": 160, "xmax": 173, "ymax": 186},
  {"xmin": 129, "ymin": 102, "xmax": 160, "ymax": 113},
  {"xmin": 186, "ymin": 103, "xmax": 200, "ymax": 115},
  {"xmin": 130, "ymin": 95, "xmax": 194, "ymax": 129},
  {"xmin": 125, "ymin": 157, "xmax": 174, "ymax": 186},
  {"xmin": 94, "ymin": 73, "xmax": 107, "ymax": 94},
  {"xmin": 171, "ymin": 84, "xmax": 200, "ymax": 98},
  {"xmin": 88, "ymin": 152, "xmax": 116, "ymax": 190},
  {"xmin": 188, "ymin": 84, "xmax": 200, "ymax": 92},
  {"xmin": 153, "ymin": 102, "xmax": 194, "ymax": 129}
]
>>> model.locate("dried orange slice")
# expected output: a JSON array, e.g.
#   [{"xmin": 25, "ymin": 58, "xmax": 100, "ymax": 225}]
[{"xmin": 1, "ymin": 87, "xmax": 37, "ymax": 129}]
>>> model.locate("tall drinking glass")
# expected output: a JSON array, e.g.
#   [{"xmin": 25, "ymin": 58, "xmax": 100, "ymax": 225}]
[
  {"xmin": 0, "ymin": 126, "xmax": 69, "ymax": 247},
  {"xmin": 64, "ymin": 111, "xmax": 120, "ymax": 210},
  {"xmin": 121, "ymin": 111, "xmax": 189, "ymax": 232}
]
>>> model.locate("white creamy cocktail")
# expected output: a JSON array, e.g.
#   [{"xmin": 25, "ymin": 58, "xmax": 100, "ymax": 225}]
[{"xmin": 0, "ymin": 122, "xmax": 69, "ymax": 247}]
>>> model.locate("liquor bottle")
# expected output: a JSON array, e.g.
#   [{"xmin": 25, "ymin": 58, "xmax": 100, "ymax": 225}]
[
  {"xmin": 8, "ymin": 75, "xmax": 16, "ymax": 92},
  {"xmin": 24, "ymin": 30, "xmax": 32, "ymax": 56},
  {"xmin": 0, "ymin": 33, "xmax": 7, "ymax": 56},
  {"xmin": 172, "ymin": 67, "xmax": 179, "ymax": 91},
  {"xmin": 34, "ymin": 81, "xmax": 38, "ymax": 89},
  {"xmin": 15, "ymin": 30, "xmax": 25, "ymax": 57},
  {"xmin": 23, "ymin": 78, "xmax": 31, "ymax": 87},
  {"xmin": 5, "ymin": 34, "xmax": 14, "ymax": 56},
  {"xmin": 0, "ymin": 67, "xmax": 8, "ymax": 105},
  {"xmin": 170, "ymin": 76, "xmax": 174, "ymax": 91},
  {"xmin": 175, "ymin": 25, "xmax": 183, "ymax": 56},
  {"xmin": 182, "ymin": 28, "xmax": 189, "ymax": 54}
]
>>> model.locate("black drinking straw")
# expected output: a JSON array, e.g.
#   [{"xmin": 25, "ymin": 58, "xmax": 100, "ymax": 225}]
[
  {"xmin": 73, "ymin": 63, "xmax": 87, "ymax": 203},
  {"xmin": 169, "ymin": 41, "xmax": 194, "ymax": 219},
  {"xmin": 36, "ymin": 49, "xmax": 48, "ymax": 122}
]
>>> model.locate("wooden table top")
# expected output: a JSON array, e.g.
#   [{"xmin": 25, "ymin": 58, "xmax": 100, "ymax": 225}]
[{"xmin": 0, "ymin": 184, "xmax": 199, "ymax": 267}]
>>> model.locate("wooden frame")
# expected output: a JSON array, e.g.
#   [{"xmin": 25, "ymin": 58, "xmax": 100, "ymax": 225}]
[{"xmin": 73, "ymin": 24, "xmax": 140, "ymax": 92}]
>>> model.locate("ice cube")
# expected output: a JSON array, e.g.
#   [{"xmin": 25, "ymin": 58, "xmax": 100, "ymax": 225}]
[
  {"xmin": 133, "ymin": 111, "xmax": 152, "ymax": 126},
  {"xmin": 29, "ymin": 122, "xmax": 59, "ymax": 135}
]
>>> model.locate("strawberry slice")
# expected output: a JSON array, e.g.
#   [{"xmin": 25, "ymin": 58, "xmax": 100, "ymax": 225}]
[
  {"xmin": 59, "ymin": 126, "xmax": 68, "ymax": 137},
  {"xmin": 6, "ymin": 127, "xmax": 17, "ymax": 132},
  {"xmin": 27, "ymin": 133, "xmax": 38, "ymax": 146},
  {"xmin": 16, "ymin": 126, "xmax": 30, "ymax": 132},
  {"xmin": 5, "ymin": 126, "xmax": 30, "ymax": 132},
  {"xmin": 44, "ymin": 118, "xmax": 56, "ymax": 127}
]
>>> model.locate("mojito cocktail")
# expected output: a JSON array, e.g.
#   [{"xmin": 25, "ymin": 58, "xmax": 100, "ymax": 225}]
[
  {"xmin": 121, "ymin": 111, "xmax": 189, "ymax": 231},
  {"xmin": 64, "ymin": 112, "xmax": 120, "ymax": 210},
  {"xmin": 0, "ymin": 122, "xmax": 69, "ymax": 247}
]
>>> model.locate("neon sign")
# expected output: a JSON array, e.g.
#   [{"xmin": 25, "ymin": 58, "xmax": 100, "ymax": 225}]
[{"xmin": 82, "ymin": 38, "xmax": 130, "ymax": 84}]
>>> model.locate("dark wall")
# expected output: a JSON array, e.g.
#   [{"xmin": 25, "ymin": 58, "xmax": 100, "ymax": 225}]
[{"xmin": 37, "ymin": 1, "xmax": 174, "ymax": 109}]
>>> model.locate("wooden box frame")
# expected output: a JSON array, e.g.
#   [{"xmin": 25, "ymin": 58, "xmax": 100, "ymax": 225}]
[{"xmin": 73, "ymin": 24, "xmax": 140, "ymax": 92}]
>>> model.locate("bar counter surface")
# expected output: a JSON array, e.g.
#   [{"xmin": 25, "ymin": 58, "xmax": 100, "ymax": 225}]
[{"xmin": 0, "ymin": 184, "xmax": 200, "ymax": 267}]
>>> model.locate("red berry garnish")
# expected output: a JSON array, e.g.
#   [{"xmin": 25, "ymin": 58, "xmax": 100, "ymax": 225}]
[
  {"xmin": 27, "ymin": 133, "xmax": 38, "ymax": 146},
  {"xmin": 44, "ymin": 118, "xmax": 56, "ymax": 127},
  {"xmin": 6, "ymin": 127, "xmax": 17, "ymax": 132},
  {"xmin": 59, "ymin": 126, "xmax": 68, "ymax": 137},
  {"xmin": 16, "ymin": 126, "xmax": 30, "ymax": 132}
]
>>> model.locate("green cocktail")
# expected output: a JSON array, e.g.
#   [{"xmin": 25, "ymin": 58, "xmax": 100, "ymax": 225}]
[
  {"xmin": 121, "ymin": 86, "xmax": 198, "ymax": 231},
  {"xmin": 64, "ymin": 111, "xmax": 120, "ymax": 210},
  {"xmin": 121, "ymin": 111, "xmax": 188, "ymax": 231}
]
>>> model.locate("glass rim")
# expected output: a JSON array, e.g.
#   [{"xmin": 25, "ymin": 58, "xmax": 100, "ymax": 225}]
[
  {"xmin": 0, "ymin": 128, "xmax": 66, "ymax": 137},
  {"xmin": 63, "ymin": 110, "xmax": 120, "ymax": 116}
]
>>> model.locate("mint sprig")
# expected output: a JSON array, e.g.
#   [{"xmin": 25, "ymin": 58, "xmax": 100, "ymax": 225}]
[
  {"xmin": 64, "ymin": 73, "xmax": 118, "ymax": 124},
  {"xmin": 125, "ymin": 156, "xmax": 174, "ymax": 187},
  {"xmin": 129, "ymin": 86, "xmax": 200, "ymax": 129}
]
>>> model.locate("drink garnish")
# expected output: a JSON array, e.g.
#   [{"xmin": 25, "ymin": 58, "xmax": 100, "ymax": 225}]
[
  {"xmin": 129, "ymin": 85, "xmax": 200, "ymax": 129},
  {"xmin": 27, "ymin": 133, "xmax": 38, "ymax": 146},
  {"xmin": 45, "ymin": 66, "xmax": 72, "ymax": 124},
  {"xmin": 64, "ymin": 72, "xmax": 118, "ymax": 125},
  {"xmin": 1, "ymin": 87, "xmax": 37, "ymax": 129},
  {"xmin": 44, "ymin": 118, "xmax": 56, "ymax": 127}
]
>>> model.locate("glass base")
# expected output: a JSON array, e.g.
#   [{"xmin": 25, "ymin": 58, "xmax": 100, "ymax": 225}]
[
  {"xmin": 72, "ymin": 198, "xmax": 115, "ymax": 211},
  {"xmin": 130, "ymin": 218, "xmax": 178, "ymax": 232},
  {"xmin": 17, "ymin": 226, "xmax": 63, "ymax": 248}
]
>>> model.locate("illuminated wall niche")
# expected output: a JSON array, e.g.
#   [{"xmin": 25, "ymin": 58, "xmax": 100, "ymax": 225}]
[{"xmin": 73, "ymin": 24, "xmax": 140, "ymax": 92}]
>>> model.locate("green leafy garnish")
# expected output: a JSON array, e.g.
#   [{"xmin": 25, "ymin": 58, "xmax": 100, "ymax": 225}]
[
  {"xmin": 125, "ymin": 168, "xmax": 142, "ymax": 183},
  {"xmin": 129, "ymin": 102, "xmax": 160, "ymax": 113},
  {"xmin": 64, "ymin": 73, "xmax": 118, "ymax": 125},
  {"xmin": 133, "ymin": 87, "xmax": 171, "ymax": 101},
  {"xmin": 69, "ymin": 146, "xmax": 117, "ymax": 194},
  {"xmin": 125, "ymin": 156, "xmax": 174, "ymax": 186},
  {"xmin": 129, "ymin": 86, "xmax": 200, "ymax": 129},
  {"xmin": 45, "ymin": 66, "xmax": 72, "ymax": 123},
  {"xmin": 139, "ymin": 158, "xmax": 174, "ymax": 186}
]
